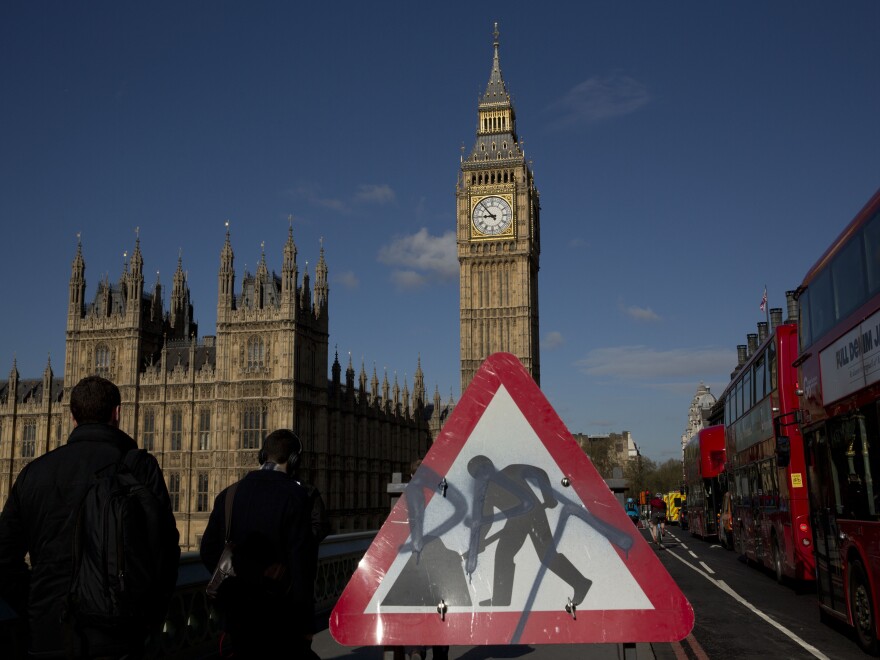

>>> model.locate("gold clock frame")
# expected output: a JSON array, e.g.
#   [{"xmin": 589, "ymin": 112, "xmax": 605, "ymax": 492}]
[{"xmin": 469, "ymin": 190, "xmax": 515, "ymax": 240}]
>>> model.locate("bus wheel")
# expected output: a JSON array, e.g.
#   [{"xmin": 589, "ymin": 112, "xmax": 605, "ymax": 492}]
[
  {"xmin": 773, "ymin": 539, "xmax": 784, "ymax": 584},
  {"xmin": 850, "ymin": 560, "xmax": 879, "ymax": 654}
]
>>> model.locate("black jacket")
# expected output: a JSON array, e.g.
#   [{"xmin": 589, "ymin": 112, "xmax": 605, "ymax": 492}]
[
  {"xmin": 0, "ymin": 423, "xmax": 180, "ymax": 658},
  {"xmin": 200, "ymin": 469, "xmax": 313, "ymax": 638}
]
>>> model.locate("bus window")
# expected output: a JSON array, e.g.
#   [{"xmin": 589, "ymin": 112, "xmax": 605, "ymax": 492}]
[
  {"xmin": 736, "ymin": 379, "xmax": 743, "ymax": 420},
  {"xmin": 799, "ymin": 289, "xmax": 812, "ymax": 350},
  {"xmin": 810, "ymin": 268, "xmax": 834, "ymax": 342},
  {"xmin": 832, "ymin": 234, "xmax": 867, "ymax": 320},
  {"xmin": 760, "ymin": 458, "xmax": 778, "ymax": 509},
  {"xmin": 827, "ymin": 413, "xmax": 880, "ymax": 520},
  {"xmin": 750, "ymin": 464, "xmax": 761, "ymax": 507},
  {"xmin": 806, "ymin": 428, "xmax": 827, "ymax": 512},
  {"xmin": 864, "ymin": 210, "xmax": 880, "ymax": 296},
  {"xmin": 769, "ymin": 342, "xmax": 777, "ymax": 392},
  {"xmin": 755, "ymin": 354, "xmax": 766, "ymax": 402},
  {"xmin": 736, "ymin": 468, "xmax": 749, "ymax": 507},
  {"xmin": 743, "ymin": 368, "xmax": 753, "ymax": 412}
]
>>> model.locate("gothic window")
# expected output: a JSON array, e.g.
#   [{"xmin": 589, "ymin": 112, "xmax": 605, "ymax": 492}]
[
  {"xmin": 22, "ymin": 420, "xmax": 36, "ymax": 458},
  {"xmin": 241, "ymin": 405, "xmax": 267, "ymax": 449},
  {"xmin": 345, "ymin": 470, "xmax": 355, "ymax": 509},
  {"xmin": 197, "ymin": 472, "xmax": 209, "ymax": 512},
  {"xmin": 170, "ymin": 409, "xmax": 183, "ymax": 451},
  {"xmin": 247, "ymin": 336, "xmax": 265, "ymax": 370},
  {"xmin": 95, "ymin": 344, "xmax": 111, "ymax": 376},
  {"xmin": 168, "ymin": 473, "xmax": 180, "ymax": 512},
  {"xmin": 142, "ymin": 409, "xmax": 155, "ymax": 452},
  {"xmin": 198, "ymin": 409, "xmax": 211, "ymax": 451}
]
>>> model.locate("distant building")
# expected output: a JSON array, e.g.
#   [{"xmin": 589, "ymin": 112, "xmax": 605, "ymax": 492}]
[
  {"xmin": 0, "ymin": 227, "xmax": 452, "ymax": 550},
  {"xmin": 681, "ymin": 382, "xmax": 717, "ymax": 462},
  {"xmin": 572, "ymin": 431, "xmax": 637, "ymax": 476}
]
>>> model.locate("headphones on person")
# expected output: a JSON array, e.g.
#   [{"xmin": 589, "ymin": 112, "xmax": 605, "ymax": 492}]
[{"xmin": 258, "ymin": 431, "xmax": 302, "ymax": 473}]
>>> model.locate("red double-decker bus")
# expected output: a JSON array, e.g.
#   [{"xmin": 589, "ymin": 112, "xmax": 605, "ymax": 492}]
[
  {"xmin": 683, "ymin": 425, "xmax": 725, "ymax": 539},
  {"xmin": 797, "ymin": 187, "xmax": 880, "ymax": 653},
  {"xmin": 721, "ymin": 319, "xmax": 814, "ymax": 585}
]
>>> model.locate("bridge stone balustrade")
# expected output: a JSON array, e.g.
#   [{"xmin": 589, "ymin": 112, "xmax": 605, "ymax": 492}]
[{"xmin": 0, "ymin": 531, "xmax": 376, "ymax": 659}]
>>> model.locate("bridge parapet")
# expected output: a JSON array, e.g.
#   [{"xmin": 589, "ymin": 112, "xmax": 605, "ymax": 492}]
[{"xmin": 0, "ymin": 531, "xmax": 376, "ymax": 658}]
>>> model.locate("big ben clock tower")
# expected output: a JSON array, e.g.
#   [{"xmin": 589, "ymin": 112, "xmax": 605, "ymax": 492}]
[{"xmin": 458, "ymin": 23, "xmax": 541, "ymax": 391}]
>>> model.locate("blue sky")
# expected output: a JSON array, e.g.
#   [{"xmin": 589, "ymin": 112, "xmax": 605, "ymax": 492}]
[{"xmin": 2, "ymin": 2, "xmax": 879, "ymax": 463}]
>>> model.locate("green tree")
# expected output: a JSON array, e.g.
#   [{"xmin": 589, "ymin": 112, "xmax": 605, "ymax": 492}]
[
  {"xmin": 624, "ymin": 454, "xmax": 656, "ymax": 495},
  {"xmin": 653, "ymin": 458, "xmax": 684, "ymax": 494},
  {"xmin": 573, "ymin": 434, "xmax": 618, "ymax": 478}
]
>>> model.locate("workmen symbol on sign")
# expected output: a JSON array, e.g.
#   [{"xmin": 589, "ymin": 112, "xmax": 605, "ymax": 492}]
[
  {"xmin": 381, "ymin": 450, "xmax": 633, "ymax": 612},
  {"xmin": 381, "ymin": 462, "xmax": 471, "ymax": 608},
  {"xmin": 465, "ymin": 455, "xmax": 592, "ymax": 608}
]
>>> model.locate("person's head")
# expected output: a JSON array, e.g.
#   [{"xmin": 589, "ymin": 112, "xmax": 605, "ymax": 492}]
[
  {"xmin": 627, "ymin": 497, "xmax": 634, "ymax": 504},
  {"xmin": 655, "ymin": 493, "xmax": 663, "ymax": 499},
  {"xmin": 70, "ymin": 376, "xmax": 121, "ymax": 427},
  {"xmin": 259, "ymin": 429, "xmax": 303, "ymax": 473}
]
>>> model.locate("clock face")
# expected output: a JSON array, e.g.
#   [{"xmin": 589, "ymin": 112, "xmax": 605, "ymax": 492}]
[{"xmin": 472, "ymin": 196, "xmax": 513, "ymax": 236}]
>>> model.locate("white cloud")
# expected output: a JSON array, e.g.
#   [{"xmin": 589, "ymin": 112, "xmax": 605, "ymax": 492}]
[
  {"xmin": 378, "ymin": 228, "xmax": 458, "ymax": 282},
  {"xmin": 390, "ymin": 270, "xmax": 426, "ymax": 290},
  {"xmin": 575, "ymin": 345, "xmax": 735, "ymax": 381},
  {"xmin": 288, "ymin": 182, "xmax": 348, "ymax": 213},
  {"xmin": 334, "ymin": 271, "xmax": 359, "ymax": 289},
  {"xmin": 355, "ymin": 184, "xmax": 396, "ymax": 205},
  {"xmin": 623, "ymin": 304, "xmax": 661, "ymax": 322},
  {"xmin": 541, "ymin": 331, "xmax": 564, "ymax": 350},
  {"xmin": 547, "ymin": 75, "xmax": 650, "ymax": 129}
]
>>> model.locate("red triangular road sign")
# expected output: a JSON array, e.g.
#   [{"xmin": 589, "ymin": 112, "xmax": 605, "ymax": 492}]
[{"xmin": 330, "ymin": 352, "xmax": 693, "ymax": 646}]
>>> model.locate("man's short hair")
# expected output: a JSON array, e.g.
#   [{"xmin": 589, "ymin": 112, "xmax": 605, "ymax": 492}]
[
  {"xmin": 70, "ymin": 376, "xmax": 121, "ymax": 425},
  {"xmin": 261, "ymin": 429, "xmax": 303, "ymax": 465}
]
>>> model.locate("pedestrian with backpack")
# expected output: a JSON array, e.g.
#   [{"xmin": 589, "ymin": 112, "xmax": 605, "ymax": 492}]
[
  {"xmin": 200, "ymin": 429, "xmax": 315, "ymax": 659},
  {"xmin": 0, "ymin": 375, "xmax": 180, "ymax": 659}
]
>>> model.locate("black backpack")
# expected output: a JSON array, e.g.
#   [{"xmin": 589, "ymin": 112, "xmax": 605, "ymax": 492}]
[{"xmin": 66, "ymin": 448, "xmax": 168, "ymax": 633}]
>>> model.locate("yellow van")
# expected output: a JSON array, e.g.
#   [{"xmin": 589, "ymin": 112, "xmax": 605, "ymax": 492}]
[{"xmin": 665, "ymin": 491, "xmax": 686, "ymax": 525}]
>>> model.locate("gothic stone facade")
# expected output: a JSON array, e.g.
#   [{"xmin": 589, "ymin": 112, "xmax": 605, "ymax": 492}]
[{"xmin": 0, "ymin": 227, "xmax": 451, "ymax": 550}]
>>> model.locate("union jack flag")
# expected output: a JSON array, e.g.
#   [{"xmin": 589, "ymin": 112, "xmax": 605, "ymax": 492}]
[{"xmin": 760, "ymin": 287, "xmax": 768, "ymax": 312}]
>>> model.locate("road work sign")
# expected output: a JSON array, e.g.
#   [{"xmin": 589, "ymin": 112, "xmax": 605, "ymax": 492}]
[{"xmin": 330, "ymin": 352, "xmax": 693, "ymax": 646}]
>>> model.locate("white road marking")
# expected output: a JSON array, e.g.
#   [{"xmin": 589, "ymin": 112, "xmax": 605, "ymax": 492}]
[
  {"xmin": 663, "ymin": 548, "xmax": 831, "ymax": 660},
  {"xmin": 698, "ymin": 561, "xmax": 714, "ymax": 574},
  {"xmin": 689, "ymin": 551, "xmax": 698, "ymax": 559}
]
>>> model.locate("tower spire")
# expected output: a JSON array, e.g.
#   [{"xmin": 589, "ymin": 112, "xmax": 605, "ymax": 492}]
[
  {"xmin": 481, "ymin": 22, "xmax": 511, "ymax": 107},
  {"xmin": 69, "ymin": 232, "xmax": 86, "ymax": 317},
  {"xmin": 218, "ymin": 220, "xmax": 236, "ymax": 315}
]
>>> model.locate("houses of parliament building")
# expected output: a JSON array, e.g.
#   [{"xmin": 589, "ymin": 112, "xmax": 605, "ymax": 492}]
[
  {"xmin": 0, "ymin": 225, "xmax": 450, "ymax": 550},
  {"xmin": 0, "ymin": 24, "xmax": 541, "ymax": 552}
]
